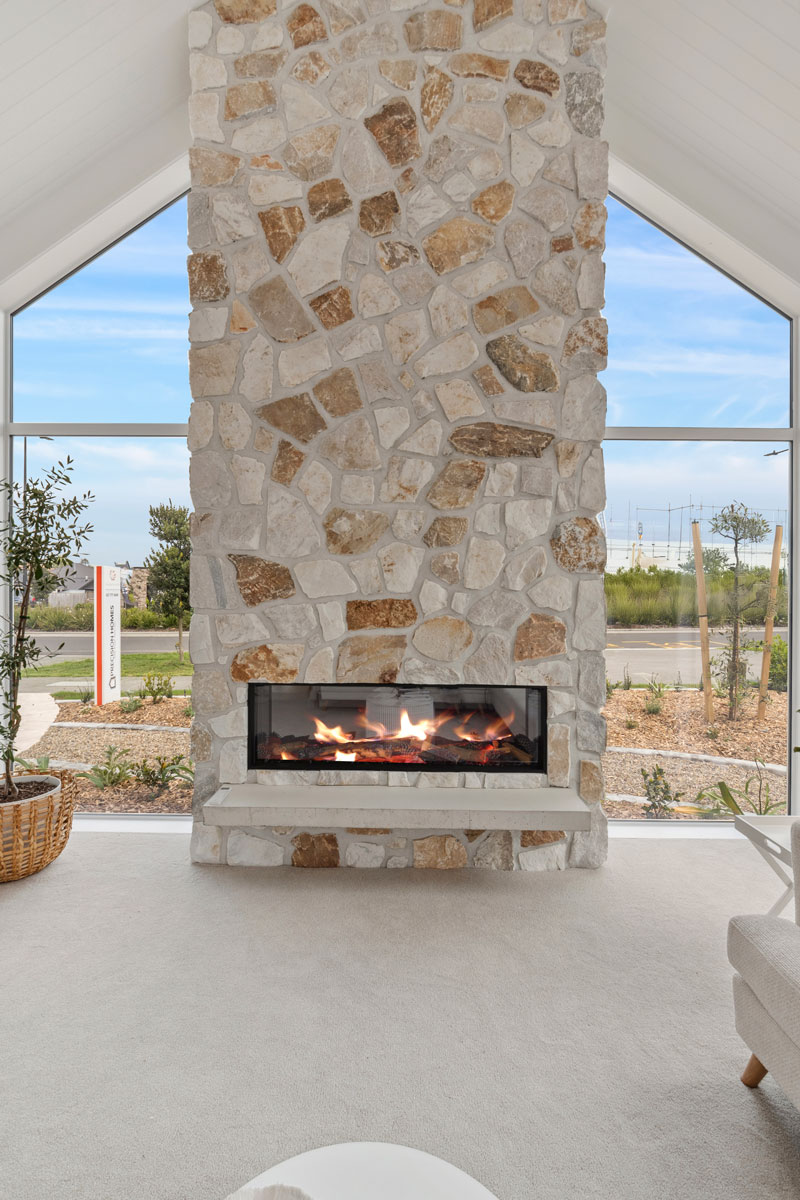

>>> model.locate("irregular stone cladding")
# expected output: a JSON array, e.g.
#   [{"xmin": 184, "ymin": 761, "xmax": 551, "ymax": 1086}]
[{"xmin": 187, "ymin": 0, "xmax": 609, "ymax": 870}]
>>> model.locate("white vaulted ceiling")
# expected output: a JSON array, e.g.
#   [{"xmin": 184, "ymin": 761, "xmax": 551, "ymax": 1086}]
[{"xmin": 0, "ymin": 0, "xmax": 799, "ymax": 291}]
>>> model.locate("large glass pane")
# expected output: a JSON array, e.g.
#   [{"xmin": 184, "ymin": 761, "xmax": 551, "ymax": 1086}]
[
  {"xmin": 12, "ymin": 199, "xmax": 189, "ymax": 424},
  {"xmin": 603, "ymin": 440, "xmax": 789, "ymax": 820},
  {"xmin": 15, "ymin": 436, "xmax": 192, "ymax": 814},
  {"xmin": 605, "ymin": 196, "xmax": 790, "ymax": 428}
]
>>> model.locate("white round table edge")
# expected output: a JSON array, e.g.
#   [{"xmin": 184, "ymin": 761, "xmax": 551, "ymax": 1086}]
[{"xmin": 227, "ymin": 1141, "xmax": 499, "ymax": 1199}]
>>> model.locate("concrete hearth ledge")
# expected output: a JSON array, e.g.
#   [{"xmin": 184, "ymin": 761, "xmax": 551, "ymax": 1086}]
[{"xmin": 202, "ymin": 785, "xmax": 591, "ymax": 832}]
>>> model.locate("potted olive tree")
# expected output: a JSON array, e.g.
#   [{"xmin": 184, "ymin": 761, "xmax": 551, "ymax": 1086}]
[{"xmin": 0, "ymin": 459, "xmax": 93, "ymax": 882}]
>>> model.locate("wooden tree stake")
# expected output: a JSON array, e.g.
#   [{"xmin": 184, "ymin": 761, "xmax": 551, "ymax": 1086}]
[
  {"xmin": 692, "ymin": 521, "xmax": 714, "ymax": 723},
  {"xmin": 757, "ymin": 524, "xmax": 783, "ymax": 721}
]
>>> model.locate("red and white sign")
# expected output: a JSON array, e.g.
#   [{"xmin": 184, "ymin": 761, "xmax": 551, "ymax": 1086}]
[{"xmin": 94, "ymin": 566, "xmax": 121, "ymax": 706}]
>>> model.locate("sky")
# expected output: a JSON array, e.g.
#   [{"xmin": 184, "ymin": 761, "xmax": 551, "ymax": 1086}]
[{"xmin": 10, "ymin": 194, "xmax": 792, "ymax": 568}]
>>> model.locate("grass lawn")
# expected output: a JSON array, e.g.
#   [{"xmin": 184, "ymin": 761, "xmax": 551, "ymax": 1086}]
[{"xmin": 23, "ymin": 652, "xmax": 194, "ymax": 678}]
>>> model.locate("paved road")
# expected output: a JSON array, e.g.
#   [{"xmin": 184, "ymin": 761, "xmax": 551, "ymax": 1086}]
[
  {"xmin": 607, "ymin": 627, "xmax": 787, "ymax": 650},
  {"xmin": 30, "ymin": 630, "xmax": 182, "ymax": 658}
]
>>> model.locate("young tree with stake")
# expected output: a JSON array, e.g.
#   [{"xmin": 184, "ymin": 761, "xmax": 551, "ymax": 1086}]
[
  {"xmin": 709, "ymin": 502, "xmax": 770, "ymax": 720},
  {"xmin": 144, "ymin": 501, "xmax": 191, "ymax": 664}
]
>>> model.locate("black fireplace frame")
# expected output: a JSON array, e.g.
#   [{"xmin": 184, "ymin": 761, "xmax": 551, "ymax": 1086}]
[{"xmin": 247, "ymin": 682, "xmax": 548, "ymax": 774}]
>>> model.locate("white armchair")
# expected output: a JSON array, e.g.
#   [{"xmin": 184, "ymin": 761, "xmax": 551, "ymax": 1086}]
[{"xmin": 727, "ymin": 820, "xmax": 800, "ymax": 1105}]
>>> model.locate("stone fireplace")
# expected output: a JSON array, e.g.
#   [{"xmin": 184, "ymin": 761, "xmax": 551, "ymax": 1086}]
[{"xmin": 187, "ymin": 0, "xmax": 609, "ymax": 871}]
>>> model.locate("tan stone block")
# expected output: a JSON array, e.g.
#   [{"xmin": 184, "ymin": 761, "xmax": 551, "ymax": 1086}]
[
  {"xmin": 449, "ymin": 51, "xmax": 509, "ymax": 79},
  {"xmin": 422, "ymin": 217, "xmax": 494, "ymax": 275},
  {"xmin": 224, "ymin": 81, "xmax": 276, "ymax": 121},
  {"xmin": 562, "ymin": 316, "xmax": 608, "ymax": 370},
  {"xmin": 448, "ymin": 105, "xmax": 505, "ymax": 143},
  {"xmin": 346, "ymin": 599, "xmax": 418, "ymax": 629},
  {"xmin": 324, "ymin": 508, "xmax": 390, "ymax": 555},
  {"xmin": 249, "ymin": 276, "xmax": 315, "ymax": 343},
  {"xmin": 473, "ymin": 830, "xmax": 513, "ymax": 869},
  {"xmin": 291, "ymin": 49, "xmax": 330, "ymax": 84},
  {"xmin": 503, "ymin": 93, "xmax": 546, "ymax": 128},
  {"xmin": 228, "ymin": 555, "xmax": 295, "ymax": 606},
  {"xmin": 449, "ymin": 421, "xmax": 552, "ymax": 459},
  {"xmin": 271, "ymin": 440, "xmax": 305, "ymax": 484},
  {"xmin": 377, "ymin": 239, "xmax": 420, "ymax": 272},
  {"xmin": 364, "ymin": 98, "xmax": 422, "ymax": 166},
  {"xmin": 486, "ymin": 334, "xmax": 559, "ymax": 393},
  {"xmin": 404, "ymin": 10, "xmax": 463, "ymax": 51},
  {"xmin": 427, "ymin": 460, "xmax": 486, "ymax": 509},
  {"xmin": 336, "ymin": 634, "xmax": 407, "ymax": 682},
  {"xmin": 420, "ymin": 66, "xmax": 454, "ymax": 132},
  {"xmin": 321, "ymin": 414, "xmax": 381, "ymax": 469},
  {"xmin": 189, "ymin": 148, "xmax": 241, "ymax": 187},
  {"xmin": 550, "ymin": 516, "xmax": 606, "ymax": 572},
  {"xmin": 379, "ymin": 59, "xmax": 417, "ymax": 90},
  {"xmin": 473, "ymin": 0, "xmax": 512, "ymax": 30},
  {"xmin": 413, "ymin": 835, "xmax": 467, "ymax": 869},
  {"xmin": 284, "ymin": 125, "xmax": 340, "ymax": 181},
  {"xmin": 579, "ymin": 760, "xmax": 604, "ymax": 804},
  {"xmin": 309, "ymin": 286, "xmax": 354, "ymax": 330},
  {"xmin": 234, "ymin": 49, "xmax": 288, "ymax": 77},
  {"xmin": 472, "ymin": 365, "xmax": 504, "ymax": 396},
  {"xmin": 359, "ymin": 191, "xmax": 400, "ymax": 236},
  {"xmin": 574, "ymin": 200, "xmax": 607, "ymax": 249},
  {"xmin": 431, "ymin": 551, "xmax": 460, "ymax": 583},
  {"xmin": 548, "ymin": 0, "xmax": 586, "ymax": 22},
  {"xmin": 257, "ymin": 393, "xmax": 326, "ymax": 443},
  {"xmin": 291, "ymin": 832, "xmax": 340, "ymax": 868},
  {"xmin": 514, "ymin": 613, "xmax": 567, "ymax": 660},
  {"xmin": 307, "ymin": 177, "xmax": 352, "ymax": 221},
  {"xmin": 214, "ymin": 0, "xmax": 276, "ymax": 22},
  {"xmin": 423, "ymin": 516, "xmax": 468, "ymax": 547},
  {"xmin": 572, "ymin": 18, "xmax": 606, "ymax": 58},
  {"xmin": 548, "ymin": 723, "xmax": 570, "ymax": 787},
  {"xmin": 230, "ymin": 299, "xmax": 255, "ymax": 333},
  {"xmin": 189, "ymin": 341, "xmax": 241, "ymax": 398},
  {"xmin": 470, "ymin": 180, "xmax": 515, "ymax": 224},
  {"xmin": 514, "ymin": 59, "xmax": 561, "ymax": 96},
  {"xmin": 520, "ymin": 829, "xmax": 566, "ymax": 847},
  {"xmin": 230, "ymin": 641, "xmax": 303, "ymax": 682},
  {"xmin": 188, "ymin": 253, "xmax": 229, "ymax": 304},
  {"xmin": 413, "ymin": 615, "xmax": 472, "ymax": 660},
  {"xmin": 258, "ymin": 205, "xmax": 305, "ymax": 262},
  {"xmin": 313, "ymin": 367, "xmax": 362, "ymax": 416},
  {"xmin": 287, "ymin": 3, "xmax": 328, "ymax": 48},
  {"xmin": 473, "ymin": 286, "xmax": 538, "ymax": 335}
]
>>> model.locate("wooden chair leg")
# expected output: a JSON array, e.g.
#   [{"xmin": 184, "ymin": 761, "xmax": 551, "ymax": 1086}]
[{"xmin": 741, "ymin": 1053, "xmax": 768, "ymax": 1088}]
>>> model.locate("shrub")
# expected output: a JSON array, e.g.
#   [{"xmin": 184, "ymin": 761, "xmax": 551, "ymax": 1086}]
[
  {"xmin": 142, "ymin": 672, "xmax": 174, "ymax": 703},
  {"xmin": 78, "ymin": 746, "xmax": 133, "ymax": 789},
  {"xmin": 622, "ymin": 664, "xmax": 632, "ymax": 690},
  {"xmin": 641, "ymin": 764, "xmax": 683, "ymax": 818},
  {"xmin": 120, "ymin": 696, "xmax": 142, "ymax": 713},
  {"xmin": 644, "ymin": 697, "xmax": 662, "ymax": 715},
  {"xmin": 131, "ymin": 754, "xmax": 194, "ymax": 790},
  {"xmin": 183, "ymin": 704, "xmax": 194, "ymax": 719},
  {"xmin": 77, "ymin": 683, "xmax": 94, "ymax": 705},
  {"xmin": 23, "ymin": 602, "xmax": 183, "ymax": 632},
  {"xmin": 605, "ymin": 564, "xmax": 788, "ymax": 628},
  {"xmin": 769, "ymin": 634, "xmax": 788, "ymax": 693},
  {"xmin": 624, "ymin": 719, "xmax": 638, "ymax": 730},
  {"xmin": 14, "ymin": 753, "xmax": 52, "ymax": 772}
]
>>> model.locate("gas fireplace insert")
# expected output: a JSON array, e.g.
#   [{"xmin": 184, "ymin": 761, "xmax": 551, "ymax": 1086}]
[{"xmin": 248, "ymin": 683, "xmax": 546, "ymax": 774}]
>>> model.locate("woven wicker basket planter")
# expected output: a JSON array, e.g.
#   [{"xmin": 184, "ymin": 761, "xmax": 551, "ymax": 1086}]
[{"xmin": 0, "ymin": 770, "xmax": 76, "ymax": 883}]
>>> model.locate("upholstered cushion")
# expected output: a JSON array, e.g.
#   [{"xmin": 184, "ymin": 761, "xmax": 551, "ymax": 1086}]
[
  {"xmin": 733, "ymin": 974, "xmax": 800, "ymax": 1109},
  {"xmin": 728, "ymin": 915, "xmax": 800, "ymax": 1047}
]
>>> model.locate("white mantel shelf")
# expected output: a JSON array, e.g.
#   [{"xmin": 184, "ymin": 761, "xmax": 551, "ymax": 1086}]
[{"xmin": 203, "ymin": 784, "xmax": 591, "ymax": 832}]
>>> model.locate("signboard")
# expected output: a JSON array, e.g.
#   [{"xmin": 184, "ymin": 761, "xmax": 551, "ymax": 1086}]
[{"xmin": 94, "ymin": 566, "xmax": 121, "ymax": 706}]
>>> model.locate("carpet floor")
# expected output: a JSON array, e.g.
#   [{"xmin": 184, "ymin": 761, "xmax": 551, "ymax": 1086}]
[{"xmin": 2, "ymin": 833, "xmax": 799, "ymax": 1200}]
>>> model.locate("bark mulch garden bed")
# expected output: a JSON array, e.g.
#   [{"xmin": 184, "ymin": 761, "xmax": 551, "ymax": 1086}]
[
  {"xmin": 603, "ymin": 687, "xmax": 788, "ymax": 818},
  {"xmin": 56, "ymin": 697, "xmax": 192, "ymax": 728},
  {"xmin": 74, "ymin": 778, "xmax": 192, "ymax": 814},
  {"xmin": 604, "ymin": 687, "xmax": 787, "ymax": 765}
]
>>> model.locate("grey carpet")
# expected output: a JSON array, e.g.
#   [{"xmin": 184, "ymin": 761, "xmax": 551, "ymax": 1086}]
[{"xmin": 2, "ymin": 834, "xmax": 799, "ymax": 1200}]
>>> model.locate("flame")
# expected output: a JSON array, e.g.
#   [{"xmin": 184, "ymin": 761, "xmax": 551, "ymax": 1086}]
[
  {"xmin": 334, "ymin": 750, "xmax": 356, "ymax": 762},
  {"xmin": 312, "ymin": 717, "xmax": 353, "ymax": 744},
  {"xmin": 280, "ymin": 750, "xmax": 297, "ymax": 760}
]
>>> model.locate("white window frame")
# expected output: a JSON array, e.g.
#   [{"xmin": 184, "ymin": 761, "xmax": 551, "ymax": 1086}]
[
  {"xmin": 0, "ymin": 152, "xmax": 796, "ymax": 812},
  {"xmin": 609, "ymin": 155, "xmax": 800, "ymax": 815}
]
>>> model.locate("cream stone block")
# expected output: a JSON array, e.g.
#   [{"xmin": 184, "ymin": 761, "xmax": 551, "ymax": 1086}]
[
  {"xmin": 295, "ymin": 560, "xmax": 357, "ymax": 597},
  {"xmin": 298, "ymin": 461, "xmax": 333, "ymax": 515},
  {"xmin": 379, "ymin": 542, "xmax": 425, "ymax": 592},
  {"xmin": 227, "ymin": 831, "xmax": 284, "ymax": 867},
  {"xmin": 288, "ymin": 220, "xmax": 351, "ymax": 297},
  {"xmin": 278, "ymin": 338, "xmax": 332, "ymax": 387}
]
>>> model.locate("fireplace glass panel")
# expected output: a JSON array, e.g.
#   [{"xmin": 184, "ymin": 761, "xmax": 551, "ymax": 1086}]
[{"xmin": 248, "ymin": 683, "xmax": 546, "ymax": 773}]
